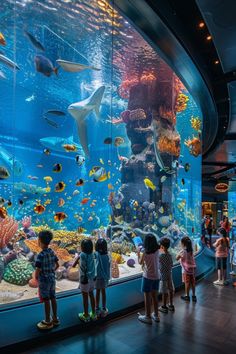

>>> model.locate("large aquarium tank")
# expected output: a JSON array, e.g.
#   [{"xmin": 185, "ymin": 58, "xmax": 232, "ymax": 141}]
[{"xmin": 0, "ymin": 0, "xmax": 202, "ymax": 306}]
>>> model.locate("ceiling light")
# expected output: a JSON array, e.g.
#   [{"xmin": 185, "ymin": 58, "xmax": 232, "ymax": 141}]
[
  {"xmin": 199, "ymin": 22, "xmax": 205, "ymax": 28},
  {"xmin": 206, "ymin": 35, "xmax": 212, "ymax": 41},
  {"xmin": 214, "ymin": 60, "xmax": 219, "ymax": 64}
]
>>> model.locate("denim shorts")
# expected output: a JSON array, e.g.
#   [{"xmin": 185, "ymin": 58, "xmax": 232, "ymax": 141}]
[
  {"xmin": 80, "ymin": 279, "xmax": 95, "ymax": 293},
  {"xmin": 95, "ymin": 278, "xmax": 109, "ymax": 289},
  {"xmin": 141, "ymin": 277, "xmax": 159, "ymax": 293},
  {"xmin": 38, "ymin": 280, "xmax": 56, "ymax": 302},
  {"xmin": 159, "ymin": 279, "xmax": 175, "ymax": 294}
]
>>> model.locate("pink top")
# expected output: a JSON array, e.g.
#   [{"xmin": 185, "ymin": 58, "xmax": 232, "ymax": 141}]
[
  {"xmin": 178, "ymin": 249, "xmax": 196, "ymax": 275},
  {"xmin": 214, "ymin": 237, "xmax": 229, "ymax": 257},
  {"xmin": 143, "ymin": 250, "xmax": 160, "ymax": 280}
]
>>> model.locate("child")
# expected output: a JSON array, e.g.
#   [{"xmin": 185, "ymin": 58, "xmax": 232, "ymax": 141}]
[
  {"xmin": 213, "ymin": 228, "xmax": 230, "ymax": 285},
  {"xmin": 159, "ymin": 238, "xmax": 175, "ymax": 313},
  {"xmin": 137, "ymin": 233, "xmax": 160, "ymax": 324},
  {"xmin": 95, "ymin": 239, "xmax": 111, "ymax": 317},
  {"xmin": 35, "ymin": 230, "xmax": 60, "ymax": 330},
  {"xmin": 73, "ymin": 239, "xmax": 97, "ymax": 322},
  {"xmin": 230, "ymin": 241, "xmax": 236, "ymax": 276},
  {"xmin": 176, "ymin": 236, "xmax": 196, "ymax": 302}
]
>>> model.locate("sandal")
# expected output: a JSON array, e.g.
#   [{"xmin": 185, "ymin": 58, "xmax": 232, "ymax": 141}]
[
  {"xmin": 52, "ymin": 318, "xmax": 60, "ymax": 326},
  {"xmin": 37, "ymin": 320, "xmax": 53, "ymax": 330}
]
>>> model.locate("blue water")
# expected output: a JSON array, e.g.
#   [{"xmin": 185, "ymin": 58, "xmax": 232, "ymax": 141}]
[{"xmin": 0, "ymin": 0, "xmax": 201, "ymax": 243}]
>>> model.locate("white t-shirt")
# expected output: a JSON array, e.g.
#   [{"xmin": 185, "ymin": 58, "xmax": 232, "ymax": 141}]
[{"xmin": 231, "ymin": 243, "xmax": 236, "ymax": 265}]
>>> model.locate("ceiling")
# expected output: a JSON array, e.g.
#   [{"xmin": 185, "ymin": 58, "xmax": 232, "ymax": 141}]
[{"xmin": 114, "ymin": 0, "xmax": 236, "ymax": 199}]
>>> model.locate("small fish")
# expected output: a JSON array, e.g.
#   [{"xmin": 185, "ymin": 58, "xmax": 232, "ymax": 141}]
[
  {"xmin": 63, "ymin": 144, "xmax": 77, "ymax": 152},
  {"xmin": 6, "ymin": 200, "xmax": 12, "ymax": 208},
  {"xmin": 78, "ymin": 227, "xmax": 86, "ymax": 233},
  {"xmin": 184, "ymin": 163, "xmax": 190, "ymax": 172},
  {"xmin": 24, "ymin": 30, "xmax": 45, "ymax": 51},
  {"xmin": 104, "ymin": 137, "xmax": 112, "ymax": 144},
  {"xmin": 160, "ymin": 176, "xmax": 167, "ymax": 183},
  {"xmin": 181, "ymin": 178, "xmax": 185, "ymax": 185},
  {"xmin": 37, "ymin": 164, "xmax": 44, "ymax": 168},
  {"xmin": 27, "ymin": 175, "xmax": 38, "ymax": 180},
  {"xmin": 44, "ymin": 176, "xmax": 53, "ymax": 183},
  {"xmin": 0, "ymin": 166, "xmax": 10, "ymax": 179},
  {"xmin": 53, "ymin": 163, "xmax": 62, "ymax": 173},
  {"xmin": 45, "ymin": 117, "xmax": 59, "ymax": 128},
  {"xmin": 34, "ymin": 204, "xmax": 46, "ymax": 214},
  {"xmin": 19, "ymin": 199, "xmax": 24, "ymax": 206},
  {"xmin": 0, "ymin": 32, "xmax": 6, "ymax": 46},
  {"xmin": 144, "ymin": 178, "xmax": 156, "ymax": 191},
  {"xmin": 58, "ymin": 198, "xmax": 65, "ymax": 207},
  {"xmin": 75, "ymin": 155, "xmax": 85, "ymax": 166},
  {"xmin": 55, "ymin": 181, "xmax": 66, "ymax": 192},
  {"xmin": 72, "ymin": 189, "xmax": 80, "ymax": 196},
  {"xmin": 43, "ymin": 148, "xmax": 51, "ymax": 155},
  {"xmin": 54, "ymin": 212, "xmax": 67, "ymax": 222},
  {"xmin": 0, "ymin": 197, "xmax": 5, "ymax": 206},
  {"xmin": 108, "ymin": 183, "xmax": 114, "ymax": 190},
  {"xmin": 76, "ymin": 178, "xmax": 84, "ymax": 186},
  {"xmin": 44, "ymin": 199, "xmax": 51, "ymax": 205},
  {"xmin": 88, "ymin": 216, "xmax": 93, "ymax": 221},
  {"xmin": 99, "ymin": 158, "xmax": 104, "ymax": 165},
  {"xmin": 114, "ymin": 137, "xmax": 125, "ymax": 147},
  {"xmin": 45, "ymin": 110, "xmax": 66, "ymax": 116},
  {"xmin": 34, "ymin": 55, "xmax": 58, "ymax": 77},
  {"xmin": 25, "ymin": 94, "xmax": 35, "ymax": 102},
  {"xmin": 81, "ymin": 198, "xmax": 90, "ymax": 205},
  {"xmin": 89, "ymin": 166, "xmax": 110, "ymax": 182},
  {"xmin": 158, "ymin": 206, "xmax": 164, "ymax": 214},
  {"xmin": 0, "ymin": 54, "xmax": 20, "ymax": 70},
  {"xmin": 0, "ymin": 206, "xmax": 7, "ymax": 219}
]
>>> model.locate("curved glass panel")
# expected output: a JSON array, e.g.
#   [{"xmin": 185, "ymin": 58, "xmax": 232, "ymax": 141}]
[{"xmin": 0, "ymin": 0, "xmax": 201, "ymax": 306}]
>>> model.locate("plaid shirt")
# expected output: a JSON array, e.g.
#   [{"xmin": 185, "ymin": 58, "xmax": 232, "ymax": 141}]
[{"xmin": 35, "ymin": 248, "xmax": 58, "ymax": 281}]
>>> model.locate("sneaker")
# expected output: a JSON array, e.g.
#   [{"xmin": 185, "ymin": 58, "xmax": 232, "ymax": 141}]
[
  {"xmin": 167, "ymin": 304, "xmax": 175, "ymax": 312},
  {"xmin": 100, "ymin": 308, "xmax": 109, "ymax": 318},
  {"xmin": 158, "ymin": 305, "xmax": 168, "ymax": 313},
  {"xmin": 37, "ymin": 320, "xmax": 53, "ymax": 330},
  {"xmin": 78, "ymin": 312, "xmax": 90, "ymax": 322},
  {"xmin": 137, "ymin": 313, "xmax": 152, "ymax": 324},
  {"xmin": 95, "ymin": 308, "xmax": 101, "ymax": 317},
  {"xmin": 192, "ymin": 295, "xmax": 197, "ymax": 302},
  {"xmin": 213, "ymin": 280, "xmax": 223, "ymax": 286},
  {"xmin": 90, "ymin": 311, "xmax": 98, "ymax": 321},
  {"xmin": 181, "ymin": 295, "xmax": 190, "ymax": 301},
  {"xmin": 52, "ymin": 317, "xmax": 60, "ymax": 326},
  {"xmin": 151, "ymin": 312, "xmax": 160, "ymax": 322}
]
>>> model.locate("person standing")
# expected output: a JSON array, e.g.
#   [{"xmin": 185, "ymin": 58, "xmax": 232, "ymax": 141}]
[
  {"xmin": 207, "ymin": 218, "xmax": 213, "ymax": 247},
  {"xmin": 213, "ymin": 228, "xmax": 230, "ymax": 285}
]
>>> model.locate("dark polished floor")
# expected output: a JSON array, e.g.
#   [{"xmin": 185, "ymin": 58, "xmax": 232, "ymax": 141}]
[{"xmin": 15, "ymin": 273, "xmax": 236, "ymax": 354}]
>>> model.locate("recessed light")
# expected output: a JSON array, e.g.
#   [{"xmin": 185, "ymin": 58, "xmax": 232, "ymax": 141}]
[
  {"xmin": 206, "ymin": 35, "xmax": 212, "ymax": 41},
  {"xmin": 199, "ymin": 22, "xmax": 205, "ymax": 28},
  {"xmin": 214, "ymin": 60, "xmax": 219, "ymax": 64}
]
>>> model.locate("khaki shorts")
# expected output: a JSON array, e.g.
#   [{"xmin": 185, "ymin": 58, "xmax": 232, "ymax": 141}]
[{"xmin": 159, "ymin": 279, "xmax": 175, "ymax": 294}]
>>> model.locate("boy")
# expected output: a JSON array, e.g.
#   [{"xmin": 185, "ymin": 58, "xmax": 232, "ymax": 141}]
[
  {"xmin": 159, "ymin": 237, "xmax": 175, "ymax": 313},
  {"xmin": 35, "ymin": 230, "xmax": 60, "ymax": 329}
]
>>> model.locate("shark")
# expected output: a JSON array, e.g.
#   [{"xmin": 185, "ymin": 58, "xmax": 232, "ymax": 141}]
[
  {"xmin": 0, "ymin": 146, "xmax": 23, "ymax": 176},
  {"xmin": 67, "ymin": 85, "xmax": 105, "ymax": 157},
  {"xmin": 40, "ymin": 136, "xmax": 83, "ymax": 154}
]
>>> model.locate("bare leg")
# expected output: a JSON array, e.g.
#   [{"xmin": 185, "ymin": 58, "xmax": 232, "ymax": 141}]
[
  {"xmin": 82, "ymin": 292, "xmax": 89, "ymax": 316},
  {"xmin": 51, "ymin": 298, "xmax": 58, "ymax": 320},
  {"xmin": 89, "ymin": 291, "xmax": 95, "ymax": 313},
  {"xmin": 101, "ymin": 288, "xmax": 106, "ymax": 309},
  {"xmin": 163, "ymin": 293, "xmax": 168, "ymax": 307},
  {"xmin": 217, "ymin": 269, "xmax": 221, "ymax": 281},
  {"xmin": 44, "ymin": 300, "xmax": 51, "ymax": 322},
  {"xmin": 185, "ymin": 282, "xmax": 190, "ymax": 296},
  {"xmin": 96, "ymin": 289, "xmax": 100, "ymax": 309},
  {"xmin": 191, "ymin": 282, "xmax": 196, "ymax": 296},
  {"xmin": 222, "ymin": 269, "xmax": 226, "ymax": 283},
  {"xmin": 169, "ymin": 291, "xmax": 173, "ymax": 306},
  {"xmin": 151, "ymin": 290, "xmax": 158, "ymax": 316},
  {"xmin": 144, "ymin": 292, "xmax": 151, "ymax": 317}
]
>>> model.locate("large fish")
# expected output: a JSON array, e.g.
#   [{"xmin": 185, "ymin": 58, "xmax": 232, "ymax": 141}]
[
  {"xmin": 0, "ymin": 54, "xmax": 20, "ymax": 70},
  {"xmin": 34, "ymin": 55, "xmax": 58, "ymax": 77},
  {"xmin": 56, "ymin": 59, "xmax": 100, "ymax": 73},
  {"xmin": 68, "ymin": 86, "xmax": 105, "ymax": 157},
  {"xmin": 40, "ymin": 136, "xmax": 83, "ymax": 154},
  {"xmin": 0, "ymin": 146, "xmax": 23, "ymax": 176},
  {"xmin": 24, "ymin": 30, "xmax": 45, "ymax": 51}
]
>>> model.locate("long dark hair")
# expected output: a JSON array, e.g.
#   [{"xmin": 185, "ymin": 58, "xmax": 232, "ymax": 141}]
[
  {"xmin": 81, "ymin": 239, "xmax": 93, "ymax": 254},
  {"xmin": 181, "ymin": 236, "xmax": 193, "ymax": 254},
  {"xmin": 144, "ymin": 234, "xmax": 159, "ymax": 254},
  {"xmin": 218, "ymin": 228, "xmax": 230, "ymax": 247}
]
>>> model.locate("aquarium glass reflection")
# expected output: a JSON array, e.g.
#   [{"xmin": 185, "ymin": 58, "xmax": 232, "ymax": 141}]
[{"xmin": 0, "ymin": 0, "xmax": 202, "ymax": 306}]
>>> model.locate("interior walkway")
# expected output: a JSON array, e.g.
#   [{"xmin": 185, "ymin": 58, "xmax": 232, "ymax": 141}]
[{"xmin": 6, "ymin": 273, "xmax": 236, "ymax": 354}]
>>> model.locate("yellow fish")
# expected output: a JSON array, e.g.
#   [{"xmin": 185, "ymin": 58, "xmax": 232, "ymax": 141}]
[
  {"xmin": 144, "ymin": 178, "xmax": 156, "ymax": 191},
  {"xmin": 108, "ymin": 183, "xmax": 114, "ymax": 190},
  {"xmin": 44, "ymin": 176, "xmax": 53, "ymax": 183}
]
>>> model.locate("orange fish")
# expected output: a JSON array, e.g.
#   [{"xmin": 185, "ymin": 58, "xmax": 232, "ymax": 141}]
[
  {"xmin": 34, "ymin": 204, "xmax": 46, "ymax": 214},
  {"xmin": 54, "ymin": 212, "xmax": 67, "ymax": 222},
  {"xmin": 55, "ymin": 181, "xmax": 66, "ymax": 192},
  {"xmin": 63, "ymin": 144, "xmax": 77, "ymax": 152},
  {"xmin": 81, "ymin": 198, "xmax": 90, "ymax": 205},
  {"xmin": 0, "ymin": 206, "xmax": 7, "ymax": 218},
  {"xmin": 0, "ymin": 32, "xmax": 6, "ymax": 46},
  {"xmin": 76, "ymin": 178, "xmax": 84, "ymax": 186}
]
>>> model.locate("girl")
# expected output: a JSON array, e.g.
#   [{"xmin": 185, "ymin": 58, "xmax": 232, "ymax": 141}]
[
  {"xmin": 73, "ymin": 239, "xmax": 97, "ymax": 322},
  {"xmin": 95, "ymin": 239, "xmax": 111, "ymax": 317},
  {"xmin": 213, "ymin": 228, "xmax": 230, "ymax": 285},
  {"xmin": 176, "ymin": 236, "xmax": 196, "ymax": 302},
  {"xmin": 137, "ymin": 233, "xmax": 160, "ymax": 324}
]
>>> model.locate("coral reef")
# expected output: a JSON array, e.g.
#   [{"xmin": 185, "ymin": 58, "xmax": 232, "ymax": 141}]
[
  {"xmin": 184, "ymin": 135, "xmax": 201, "ymax": 157},
  {"xmin": 112, "ymin": 252, "xmax": 124, "ymax": 264},
  {"xmin": 28, "ymin": 271, "xmax": 38, "ymax": 288},
  {"xmin": 3, "ymin": 259, "xmax": 34, "ymax": 285},
  {"xmin": 175, "ymin": 93, "xmax": 189, "ymax": 112},
  {"xmin": 127, "ymin": 258, "xmax": 135, "ymax": 267},
  {"xmin": 0, "ymin": 217, "xmax": 18, "ymax": 249},
  {"xmin": 21, "ymin": 216, "xmax": 32, "ymax": 229}
]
